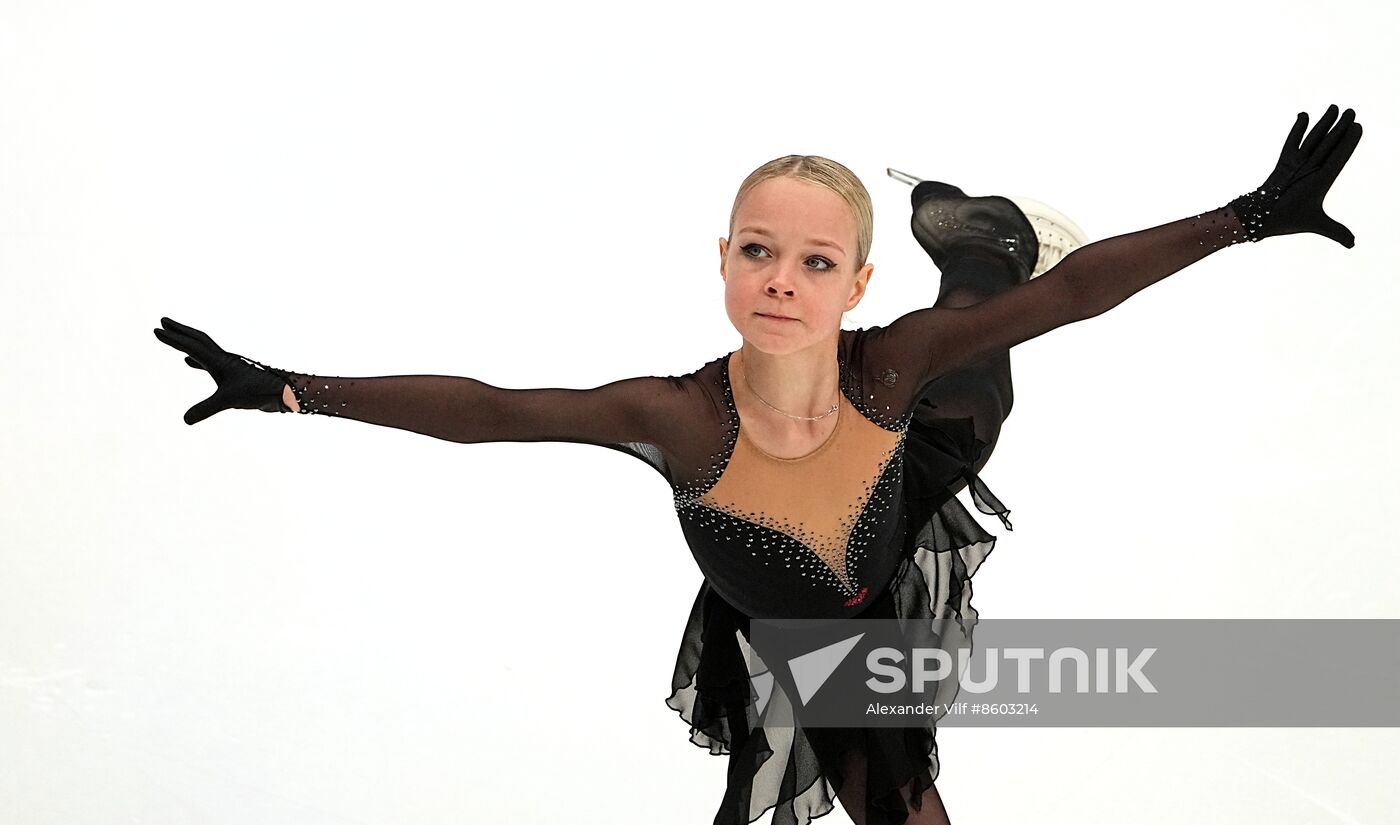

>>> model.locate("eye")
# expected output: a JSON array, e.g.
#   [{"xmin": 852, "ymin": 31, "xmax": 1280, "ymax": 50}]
[{"xmin": 738, "ymin": 243, "xmax": 835, "ymax": 273}]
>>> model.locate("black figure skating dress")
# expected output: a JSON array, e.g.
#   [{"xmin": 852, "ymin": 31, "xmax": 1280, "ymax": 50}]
[{"xmin": 656, "ymin": 331, "xmax": 1013, "ymax": 825}]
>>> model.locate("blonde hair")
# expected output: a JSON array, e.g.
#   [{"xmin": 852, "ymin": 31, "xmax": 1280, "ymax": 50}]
[{"xmin": 728, "ymin": 155, "xmax": 874, "ymax": 270}]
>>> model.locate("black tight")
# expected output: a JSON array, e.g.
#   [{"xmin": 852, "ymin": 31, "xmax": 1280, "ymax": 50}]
[
  {"xmin": 834, "ymin": 747, "xmax": 953, "ymax": 825},
  {"xmin": 913, "ymin": 249, "xmax": 1021, "ymax": 487}
]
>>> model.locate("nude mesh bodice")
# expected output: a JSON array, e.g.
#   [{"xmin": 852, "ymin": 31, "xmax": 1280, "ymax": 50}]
[{"xmin": 668, "ymin": 339, "xmax": 913, "ymax": 619}]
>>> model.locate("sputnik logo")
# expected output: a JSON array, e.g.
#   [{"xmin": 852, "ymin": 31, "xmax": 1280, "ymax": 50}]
[
  {"xmin": 749, "ymin": 632, "xmax": 868, "ymax": 713},
  {"xmin": 789, "ymin": 632, "xmax": 867, "ymax": 704}
]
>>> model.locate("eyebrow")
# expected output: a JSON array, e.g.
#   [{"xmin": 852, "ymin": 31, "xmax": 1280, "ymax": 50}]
[{"xmin": 736, "ymin": 226, "xmax": 847, "ymax": 255}]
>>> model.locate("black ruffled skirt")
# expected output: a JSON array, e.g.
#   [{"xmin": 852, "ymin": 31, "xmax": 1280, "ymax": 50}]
[{"xmin": 666, "ymin": 414, "xmax": 1011, "ymax": 825}]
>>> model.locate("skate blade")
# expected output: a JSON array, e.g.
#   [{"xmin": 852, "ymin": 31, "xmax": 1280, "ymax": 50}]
[{"xmin": 886, "ymin": 168, "xmax": 924, "ymax": 187}]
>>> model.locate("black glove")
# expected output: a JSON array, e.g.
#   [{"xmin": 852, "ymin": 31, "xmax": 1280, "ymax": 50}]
[
  {"xmin": 153, "ymin": 317, "xmax": 294, "ymax": 424},
  {"xmin": 1229, "ymin": 103, "xmax": 1363, "ymax": 248}
]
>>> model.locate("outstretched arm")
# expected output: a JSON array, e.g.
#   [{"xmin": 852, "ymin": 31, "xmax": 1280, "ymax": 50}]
[
  {"xmin": 277, "ymin": 369, "xmax": 689, "ymax": 448},
  {"xmin": 153, "ymin": 317, "xmax": 693, "ymax": 456},
  {"xmin": 884, "ymin": 104, "xmax": 1363, "ymax": 385},
  {"xmin": 893, "ymin": 203, "xmax": 1248, "ymax": 379}
]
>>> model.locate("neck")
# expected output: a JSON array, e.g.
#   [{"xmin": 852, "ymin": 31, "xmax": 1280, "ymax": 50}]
[{"xmin": 735, "ymin": 336, "xmax": 841, "ymax": 419}]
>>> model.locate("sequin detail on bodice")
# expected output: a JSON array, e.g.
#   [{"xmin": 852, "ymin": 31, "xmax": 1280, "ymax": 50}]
[{"xmin": 672, "ymin": 351, "xmax": 911, "ymax": 618}]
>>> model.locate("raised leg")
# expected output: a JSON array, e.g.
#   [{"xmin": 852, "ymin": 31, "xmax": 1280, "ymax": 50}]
[
  {"xmin": 913, "ymin": 248, "xmax": 1024, "ymax": 482},
  {"xmin": 904, "ymin": 177, "xmax": 1035, "ymax": 490}
]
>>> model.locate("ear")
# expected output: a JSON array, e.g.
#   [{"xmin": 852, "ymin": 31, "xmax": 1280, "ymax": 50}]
[
  {"xmin": 845, "ymin": 262, "xmax": 874, "ymax": 311},
  {"xmin": 718, "ymin": 237, "xmax": 729, "ymax": 281}
]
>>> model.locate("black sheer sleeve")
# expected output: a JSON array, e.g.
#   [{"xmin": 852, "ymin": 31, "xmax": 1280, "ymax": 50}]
[
  {"xmin": 273, "ymin": 359, "xmax": 736, "ymax": 489},
  {"xmin": 863, "ymin": 203, "xmax": 1251, "ymax": 397},
  {"xmin": 280, "ymin": 368, "xmax": 720, "ymax": 484}
]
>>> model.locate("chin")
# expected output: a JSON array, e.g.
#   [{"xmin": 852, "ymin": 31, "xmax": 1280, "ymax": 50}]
[{"xmin": 739, "ymin": 330, "xmax": 810, "ymax": 356}]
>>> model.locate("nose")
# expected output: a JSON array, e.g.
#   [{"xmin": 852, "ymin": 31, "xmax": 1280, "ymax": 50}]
[{"xmin": 764, "ymin": 261, "xmax": 800, "ymax": 296}]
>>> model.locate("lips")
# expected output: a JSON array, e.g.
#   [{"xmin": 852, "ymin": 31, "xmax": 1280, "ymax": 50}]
[{"xmin": 756, "ymin": 312, "xmax": 797, "ymax": 321}]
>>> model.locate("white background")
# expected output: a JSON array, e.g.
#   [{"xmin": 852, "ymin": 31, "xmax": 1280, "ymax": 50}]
[{"xmin": 3, "ymin": 0, "xmax": 1398, "ymax": 822}]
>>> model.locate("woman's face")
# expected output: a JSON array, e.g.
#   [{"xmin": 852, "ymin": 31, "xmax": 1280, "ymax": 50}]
[{"xmin": 719, "ymin": 176, "xmax": 874, "ymax": 356}]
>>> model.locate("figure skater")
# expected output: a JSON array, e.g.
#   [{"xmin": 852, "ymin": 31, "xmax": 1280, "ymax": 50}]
[{"xmin": 153, "ymin": 104, "xmax": 1362, "ymax": 825}]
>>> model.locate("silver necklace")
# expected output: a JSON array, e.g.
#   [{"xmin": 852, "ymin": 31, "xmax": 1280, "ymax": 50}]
[{"xmin": 738, "ymin": 351, "xmax": 840, "ymax": 422}]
